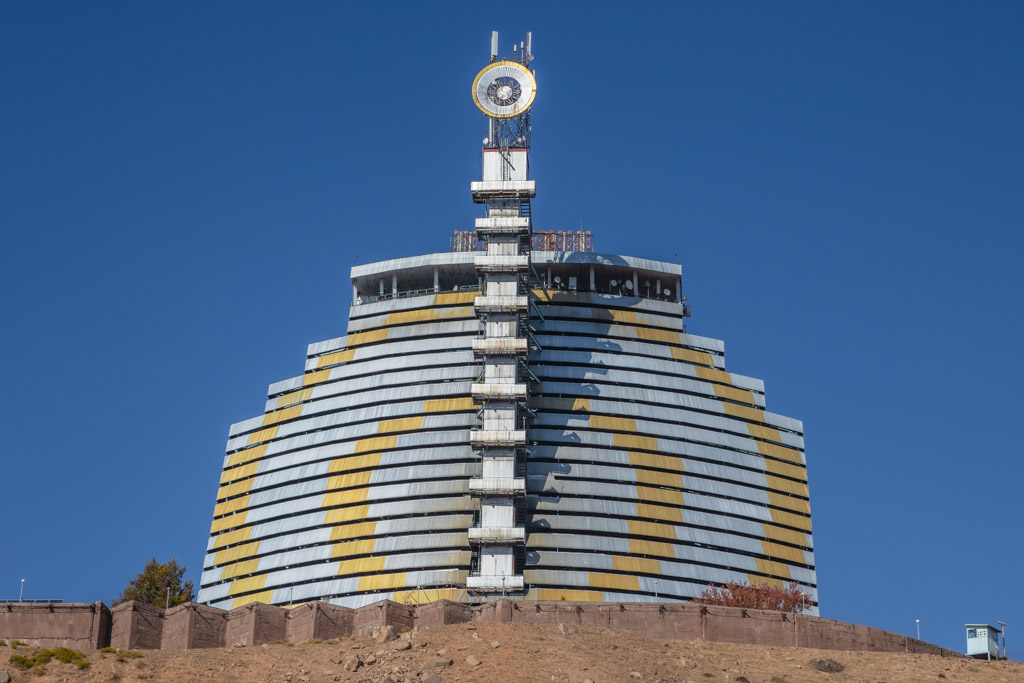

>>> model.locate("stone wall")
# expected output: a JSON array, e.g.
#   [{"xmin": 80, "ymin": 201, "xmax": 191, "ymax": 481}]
[
  {"xmin": 0, "ymin": 602, "xmax": 109, "ymax": 650},
  {"xmin": 0, "ymin": 600, "xmax": 961, "ymax": 658}
]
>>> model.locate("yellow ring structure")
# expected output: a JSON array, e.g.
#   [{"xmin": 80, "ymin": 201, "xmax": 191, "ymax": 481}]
[{"xmin": 472, "ymin": 60, "xmax": 537, "ymax": 119}]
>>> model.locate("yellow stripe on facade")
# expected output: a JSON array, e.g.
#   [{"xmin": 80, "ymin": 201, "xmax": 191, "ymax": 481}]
[
  {"xmin": 210, "ymin": 511, "xmax": 247, "ymax": 534},
  {"xmin": 712, "ymin": 384, "xmax": 759, "ymax": 405},
  {"xmin": 337, "ymin": 556, "xmax": 387, "ymax": 576},
  {"xmin": 231, "ymin": 590, "xmax": 274, "ymax": 610},
  {"xmin": 755, "ymin": 558, "xmax": 793, "ymax": 580},
  {"xmin": 746, "ymin": 574, "xmax": 784, "ymax": 588},
  {"xmin": 315, "ymin": 348, "xmax": 356, "ymax": 369},
  {"xmin": 219, "ymin": 559, "xmax": 260, "ymax": 581},
  {"xmin": 214, "ymin": 541, "xmax": 260, "ymax": 565},
  {"xmin": 670, "ymin": 346, "xmax": 716, "ymax": 367},
  {"xmin": 220, "ymin": 461, "xmax": 259, "ymax": 486},
  {"xmin": 216, "ymin": 478, "xmax": 257, "ymax": 502},
  {"xmin": 588, "ymin": 571, "xmax": 640, "ymax": 591},
  {"xmin": 348, "ymin": 329, "xmax": 389, "ymax": 347},
  {"xmin": 384, "ymin": 305, "xmax": 474, "ymax": 327},
  {"xmin": 766, "ymin": 475, "xmax": 809, "ymax": 497},
  {"xmin": 534, "ymin": 588, "xmax": 604, "ymax": 602},
  {"xmin": 629, "ymin": 451, "xmax": 684, "ymax": 472},
  {"xmin": 627, "ymin": 519, "xmax": 676, "ymax": 540},
  {"xmin": 303, "ymin": 369, "xmax": 331, "ymax": 387},
  {"xmin": 757, "ymin": 441, "xmax": 805, "ymax": 465},
  {"xmin": 434, "ymin": 291, "xmax": 478, "ymax": 305},
  {"xmin": 354, "ymin": 435, "xmax": 397, "ymax": 454},
  {"xmin": 275, "ymin": 387, "xmax": 313, "ymax": 409},
  {"xmin": 328, "ymin": 453, "xmax": 383, "ymax": 474},
  {"xmin": 226, "ymin": 444, "xmax": 267, "ymax": 468},
  {"xmin": 635, "ymin": 502, "xmax": 683, "ymax": 524},
  {"xmin": 324, "ymin": 507, "xmax": 372, "ymax": 526},
  {"xmin": 572, "ymin": 398, "xmax": 590, "ymax": 412},
  {"xmin": 211, "ymin": 526, "xmax": 253, "ymax": 550},
  {"xmin": 377, "ymin": 416, "xmax": 424, "ymax": 433},
  {"xmin": 423, "ymin": 397, "xmax": 476, "ymax": 413},
  {"xmin": 606, "ymin": 309, "xmax": 638, "ymax": 324},
  {"xmin": 612, "ymin": 555, "xmax": 661, "ymax": 575},
  {"xmin": 769, "ymin": 508, "xmax": 814, "ymax": 532},
  {"xmin": 747, "ymin": 423, "xmax": 782, "ymax": 442},
  {"xmin": 392, "ymin": 588, "xmax": 460, "ymax": 605},
  {"xmin": 247, "ymin": 427, "xmax": 278, "ymax": 446},
  {"xmin": 635, "ymin": 469, "xmax": 684, "ymax": 488},
  {"xmin": 331, "ymin": 538, "xmax": 377, "ymax": 558},
  {"xmin": 629, "ymin": 538, "xmax": 676, "ymax": 558},
  {"xmin": 695, "ymin": 366, "xmax": 733, "ymax": 385},
  {"xmin": 589, "ymin": 415, "xmax": 636, "ymax": 432},
  {"xmin": 357, "ymin": 572, "xmax": 407, "ymax": 592},
  {"xmin": 613, "ymin": 433, "xmax": 659, "ymax": 452},
  {"xmin": 328, "ymin": 520, "xmax": 376, "ymax": 541},
  {"xmin": 761, "ymin": 541, "xmax": 807, "ymax": 565},
  {"xmin": 326, "ymin": 471, "xmax": 372, "ymax": 491},
  {"xmin": 261, "ymin": 405, "xmax": 303, "ymax": 426},
  {"xmin": 762, "ymin": 524, "xmax": 810, "ymax": 548},
  {"xmin": 637, "ymin": 486, "xmax": 684, "ymax": 507},
  {"xmin": 322, "ymin": 485, "xmax": 371, "ymax": 508},
  {"xmin": 229, "ymin": 573, "xmax": 268, "ymax": 596},
  {"xmin": 592, "ymin": 413, "xmax": 663, "ymax": 456},
  {"xmin": 635, "ymin": 326, "xmax": 680, "ymax": 345},
  {"xmin": 213, "ymin": 495, "xmax": 251, "ymax": 518},
  {"xmin": 769, "ymin": 492, "xmax": 811, "ymax": 515},
  {"xmin": 724, "ymin": 403, "xmax": 766, "ymax": 423},
  {"xmin": 764, "ymin": 458, "xmax": 808, "ymax": 482}
]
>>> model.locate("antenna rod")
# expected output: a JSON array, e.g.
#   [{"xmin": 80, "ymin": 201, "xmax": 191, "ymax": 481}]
[{"xmin": 490, "ymin": 31, "xmax": 498, "ymax": 61}]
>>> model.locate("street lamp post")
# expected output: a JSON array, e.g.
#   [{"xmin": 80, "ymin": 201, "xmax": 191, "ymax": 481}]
[
  {"xmin": 916, "ymin": 619, "xmax": 920, "ymax": 640},
  {"xmin": 653, "ymin": 579, "xmax": 659, "ymax": 601},
  {"xmin": 998, "ymin": 621, "xmax": 1006, "ymax": 660},
  {"xmin": 19, "ymin": 579, "xmax": 25, "ymax": 602}
]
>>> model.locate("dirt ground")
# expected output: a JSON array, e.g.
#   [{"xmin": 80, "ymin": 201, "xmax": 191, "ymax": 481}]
[{"xmin": 3, "ymin": 622, "xmax": 1020, "ymax": 683}]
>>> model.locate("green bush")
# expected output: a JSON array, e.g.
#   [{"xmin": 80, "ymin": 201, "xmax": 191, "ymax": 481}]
[{"xmin": 8, "ymin": 647, "xmax": 88, "ymax": 670}]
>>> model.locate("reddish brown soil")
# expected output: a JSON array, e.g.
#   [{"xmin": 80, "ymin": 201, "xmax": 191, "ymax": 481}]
[{"xmin": 3, "ymin": 622, "xmax": 1020, "ymax": 683}]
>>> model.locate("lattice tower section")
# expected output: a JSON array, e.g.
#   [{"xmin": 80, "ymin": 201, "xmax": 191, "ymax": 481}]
[{"xmin": 466, "ymin": 145, "xmax": 535, "ymax": 595}]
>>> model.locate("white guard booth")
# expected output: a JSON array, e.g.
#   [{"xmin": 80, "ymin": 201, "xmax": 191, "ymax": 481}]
[{"xmin": 964, "ymin": 623, "xmax": 1000, "ymax": 660}]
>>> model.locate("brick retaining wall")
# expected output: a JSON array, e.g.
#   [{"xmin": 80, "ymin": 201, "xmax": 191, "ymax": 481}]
[{"xmin": 0, "ymin": 600, "xmax": 961, "ymax": 657}]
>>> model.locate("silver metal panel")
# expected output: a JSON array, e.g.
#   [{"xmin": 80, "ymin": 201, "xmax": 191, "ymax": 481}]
[
  {"xmin": 529, "ymin": 429, "xmax": 795, "ymax": 476},
  {"xmin": 533, "ymin": 334, "xmax": 727, "ymax": 370},
  {"xmin": 528, "ymin": 446, "xmax": 785, "ymax": 491},
  {"xmin": 243, "ymin": 444, "xmax": 476, "ymax": 484},
  {"xmin": 532, "ymin": 251, "xmax": 682, "ymax": 277},
  {"xmin": 302, "ymin": 335, "xmax": 474, "ymax": 372},
  {"xmin": 350, "ymin": 252, "xmax": 475, "ymax": 279},
  {"xmin": 532, "ymin": 349, "xmax": 765, "ymax": 393},
  {"xmin": 309, "ymin": 319, "xmax": 481, "ymax": 358},
  {"xmin": 224, "ymin": 413, "xmax": 475, "ymax": 458},
  {"xmin": 533, "ymin": 392, "xmax": 784, "ymax": 441},
  {"xmin": 534, "ymin": 303, "xmax": 683, "ymax": 332}
]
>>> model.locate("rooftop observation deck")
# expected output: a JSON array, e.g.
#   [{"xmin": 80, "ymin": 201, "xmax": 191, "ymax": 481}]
[{"xmin": 350, "ymin": 251, "xmax": 684, "ymax": 306}]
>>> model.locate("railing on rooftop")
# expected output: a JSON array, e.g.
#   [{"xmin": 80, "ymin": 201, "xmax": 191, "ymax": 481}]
[
  {"xmin": 355, "ymin": 284, "xmax": 481, "ymax": 306},
  {"xmin": 450, "ymin": 229, "xmax": 593, "ymax": 253}
]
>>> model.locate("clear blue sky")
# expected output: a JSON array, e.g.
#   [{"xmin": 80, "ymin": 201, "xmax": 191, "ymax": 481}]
[{"xmin": 2, "ymin": 1, "xmax": 1021, "ymax": 658}]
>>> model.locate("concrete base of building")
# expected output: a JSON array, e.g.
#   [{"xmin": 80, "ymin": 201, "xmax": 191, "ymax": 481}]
[{"xmin": 1, "ymin": 599, "xmax": 962, "ymax": 658}]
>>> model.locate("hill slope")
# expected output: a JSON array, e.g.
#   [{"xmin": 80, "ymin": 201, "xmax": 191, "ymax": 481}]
[{"xmin": 4, "ymin": 622, "xmax": 1019, "ymax": 683}]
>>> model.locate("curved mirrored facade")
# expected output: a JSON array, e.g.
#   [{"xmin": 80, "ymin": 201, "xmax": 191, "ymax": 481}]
[{"xmin": 197, "ymin": 251, "xmax": 817, "ymax": 613}]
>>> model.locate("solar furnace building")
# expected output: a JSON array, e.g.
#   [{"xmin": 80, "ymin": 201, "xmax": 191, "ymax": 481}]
[{"xmin": 197, "ymin": 32, "xmax": 818, "ymax": 614}]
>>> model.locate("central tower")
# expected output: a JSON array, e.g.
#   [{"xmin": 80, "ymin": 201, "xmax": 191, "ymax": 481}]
[{"xmin": 466, "ymin": 31, "xmax": 536, "ymax": 596}]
